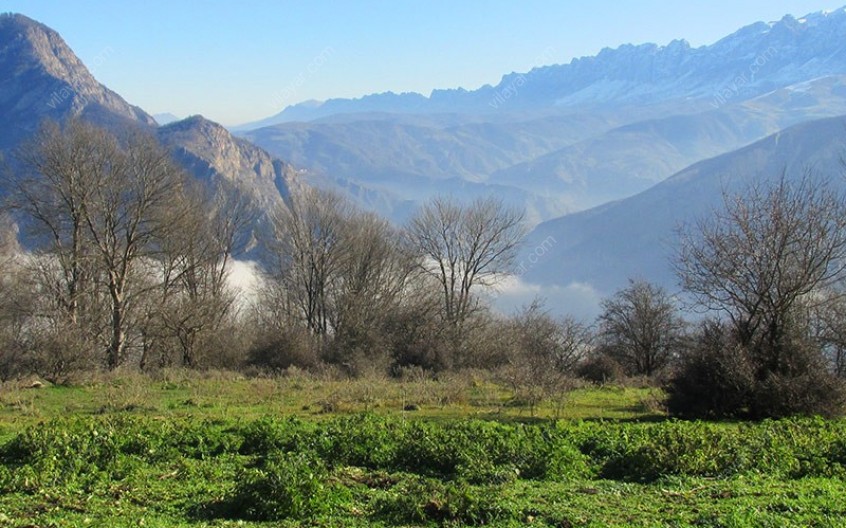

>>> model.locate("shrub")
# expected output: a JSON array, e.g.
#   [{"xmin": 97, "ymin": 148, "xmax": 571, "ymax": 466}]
[
  {"xmin": 577, "ymin": 353, "xmax": 625, "ymax": 384},
  {"xmin": 665, "ymin": 320, "xmax": 754, "ymax": 418},
  {"xmin": 227, "ymin": 451, "xmax": 332, "ymax": 521},
  {"xmin": 247, "ymin": 327, "xmax": 320, "ymax": 372},
  {"xmin": 667, "ymin": 321, "xmax": 846, "ymax": 419}
]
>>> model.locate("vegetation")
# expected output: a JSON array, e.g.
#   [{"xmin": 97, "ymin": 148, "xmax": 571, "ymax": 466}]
[
  {"xmin": 0, "ymin": 376, "xmax": 845, "ymax": 527},
  {"xmin": 4, "ymin": 109, "xmax": 846, "ymax": 526},
  {"xmin": 671, "ymin": 174, "xmax": 846, "ymax": 418}
]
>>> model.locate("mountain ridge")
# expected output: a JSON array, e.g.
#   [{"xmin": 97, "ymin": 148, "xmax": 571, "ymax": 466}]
[
  {"xmin": 239, "ymin": 6, "xmax": 846, "ymax": 127},
  {"xmin": 0, "ymin": 13, "xmax": 155, "ymax": 148}
]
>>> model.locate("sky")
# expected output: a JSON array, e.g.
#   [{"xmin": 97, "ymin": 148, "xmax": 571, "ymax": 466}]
[{"xmin": 3, "ymin": 1, "xmax": 839, "ymax": 126}]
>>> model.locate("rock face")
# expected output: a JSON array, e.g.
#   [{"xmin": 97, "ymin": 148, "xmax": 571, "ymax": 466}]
[
  {"xmin": 157, "ymin": 115, "xmax": 300, "ymax": 209},
  {"xmin": 0, "ymin": 13, "xmax": 155, "ymax": 149},
  {"xmin": 0, "ymin": 13, "xmax": 299, "ymax": 257}
]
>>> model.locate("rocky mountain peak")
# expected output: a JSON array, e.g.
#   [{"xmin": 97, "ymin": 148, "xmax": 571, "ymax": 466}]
[{"xmin": 0, "ymin": 13, "xmax": 154, "ymax": 149}]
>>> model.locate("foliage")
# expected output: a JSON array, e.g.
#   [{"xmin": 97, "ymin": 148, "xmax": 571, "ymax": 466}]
[
  {"xmin": 2, "ymin": 404, "xmax": 846, "ymax": 526},
  {"xmin": 226, "ymin": 451, "xmax": 334, "ymax": 521}
]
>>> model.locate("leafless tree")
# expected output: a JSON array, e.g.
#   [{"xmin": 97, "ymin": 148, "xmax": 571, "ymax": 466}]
[
  {"xmin": 673, "ymin": 172, "xmax": 846, "ymax": 417},
  {"xmin": 266, "ymin": 188, "xmax": 423, "ymax": 372},
  {"xmin": 269, "ymin": 188, "xmax": 352, "ymax": 338},
  {"xmin": 327, "ymin": 211, "xmax": 416, "ymax": 371},
  {"xmin": 809, "ymin": 293, "xmax": 846, "ymax": 378},
  {"xmin": 10, "ymin": 119, "xmax": 189, "ymax": 369},
  {"xmin": 676, "ymin": 173, "xmax": 846, "ymax": 371},
  {"xmin": 499, "ymin": 300, "xmax": 589, "ymax": 416},
  {"xmin": 405, "ymin": 196, "xmax": 526, "ymax": 329},
  {"xmin": 145, "ymin": 185, "xmax": 255, "ymax": 368},
  {"xmin": 10, "ymin": 119, "xmax": 108, "ymax": 328},
  {"xmin": 597, "ymin": 279, "xmax": 685, "ymax": 377}
]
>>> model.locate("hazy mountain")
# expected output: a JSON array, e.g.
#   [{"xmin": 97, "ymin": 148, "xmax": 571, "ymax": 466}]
[
  {"xmin": 253, "ymin": 7, "xmax": 846, "ymax": 123},
  {"xmin": 0, "ymin": 13, "xmax": 155, "ymax": 150},
  {"xmin": 490, "ymin": 75, "xmax": 846, "ymax": 209},
  {"xmin": 237, "ymin": 7, "xmax": 846, "ymax": 224},
  {"xmin": 523, "ymin": 114, "xmax": 846, "ymax": 306},
  {"xmin": 241, "ymin": 75, "xmax": 846, "ymax": 221},
  {"xmin": 241, "ymin": 112, "xmax": 619, "ymax": 221},
  {"xmin": 154, "ymin": 112, "xmax": 181, "ymax": 125}
]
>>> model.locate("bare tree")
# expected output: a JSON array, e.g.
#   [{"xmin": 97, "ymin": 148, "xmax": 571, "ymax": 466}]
[
  {"xmin": 269, "ymin": 188, "xmax": 352, "ymax": 338},
  {"xmin": 597, "ymin": 279, "xmax": 685, "ymax": 377},
  {"xmin": 146, "ymin": 185, "xmax": 254, "ymax": 368},
  {"xmin": 10, "ymin": 119, "xmax": 108, "ymax": 327},
  {"xmin": 674, "ymin": 172, "xmax": 846, "ymax": 417},
  {"xmin": 266, "ymin": 188, "xmax": 422, "ymax": 372},
  {"xmin": 10, "ymin": 119, "xmax": 188, "ymax": 369},
  {"xmin": 405, "ymin": 196, "xmax": 526, "ymax": 329},
  {"xmin": 327, "ymin": 211, "xmax": 416, "ymax": 371},
  {"xmin": 81, "ymin": 128, "xmax": 187, "ymax": 368},
  {"xmin": 499, "ymin": 300, "xmax": 589, "ymax": 416},
  {"xmin": 676, "ymin": 173, "xmax": 846, "ymax": 371},
  {"xmin": 809, "ymin": 293, "xmax": 846, "ymax": 378}
]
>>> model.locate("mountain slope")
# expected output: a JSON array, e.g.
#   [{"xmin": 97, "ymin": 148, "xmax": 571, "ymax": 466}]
[
  {"xmin": 523, "ymin": 114, "xmax": 846, "ymax": 300},
  {"xmin": 158, "ymin": 115, "xmax": 299, "ymax": 207},
  {"xmin": 0, "ymin": 13, "xmax": 155, "ymax": 149},
  {"xmin": 0, "ymin": 13, "xmax": 299, "ymax": 255},
  {"xmin": 490, "ymin": 75, "xmax": 846, "ymax": 208}
]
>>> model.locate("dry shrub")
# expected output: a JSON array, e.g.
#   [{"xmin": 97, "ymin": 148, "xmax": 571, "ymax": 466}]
[
  {"xmin": 666, "ymin": 321, "xmax": 846, "ymax": 419},
  {"xmin": 248, "ymin": 326, "xmax": 321, "ymax": 372},
  {"xmin": 577, "ymin": 354, "xmax": 625, "ymax": 385}
]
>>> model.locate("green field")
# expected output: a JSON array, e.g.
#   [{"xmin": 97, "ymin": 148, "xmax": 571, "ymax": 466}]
[{"xmin": 1, "ymin": 373, "xmax": 845, "ymax": 527}]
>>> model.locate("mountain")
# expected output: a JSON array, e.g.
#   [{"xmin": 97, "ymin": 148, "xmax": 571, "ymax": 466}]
[
  {"xmin": 237, "ymin": 7, "xmax": 846, "ymax": 224},
  {"xmin": 250, "ymin": 7, "xmax": 846, "ymax": 123},
  {"xmin": 0, "ymin": 13, "xmax": 155, "ymax": 149},
  {"xmin": 0, "ymin": 13, "xmax": 298, "ymax": 255},
  {"xmin": 154, "ymin": 112, "xmax": 181, "ymax": 125},
  {"xmin": 157, "ymin": 115, "xmax": 299, "ymax": 210},
  {"xmin": 489, "ymin": 75, "xmax": 846, "ymax": 208},
  {"xmin": 240, "ymin": 112, "xmax": 620, "ymax": 221},
  {"xmin": 522, "ymin": 114, "xmax": 846, "ymax": 311}
]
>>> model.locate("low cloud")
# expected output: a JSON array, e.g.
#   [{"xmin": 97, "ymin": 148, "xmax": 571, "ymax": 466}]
[{"xmin": 487, "ymin": 275, "xmax": 604, "ymax": 321}]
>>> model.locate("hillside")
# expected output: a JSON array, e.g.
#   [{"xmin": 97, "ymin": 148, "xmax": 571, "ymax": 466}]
[{"xmin": 523, "ymin": 114, "xmax": 846, "ymax": 306}]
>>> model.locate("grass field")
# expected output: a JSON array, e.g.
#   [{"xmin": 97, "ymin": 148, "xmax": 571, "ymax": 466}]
[{"xmin": 0, "ymin": 371, "xmax": 844, "ymax": 527}]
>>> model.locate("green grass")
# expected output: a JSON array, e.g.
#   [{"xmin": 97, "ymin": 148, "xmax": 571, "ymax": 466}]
[
  {"xmin": 0, "ymin": 373, "xmax": 844, "ymax": 527},
  {"xmin": 0, "ymin": 371, "xmax": 662, "ymax": 431}
]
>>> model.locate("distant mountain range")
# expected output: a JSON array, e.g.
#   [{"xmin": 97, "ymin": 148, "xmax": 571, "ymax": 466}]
[
  {"xmin": 235, "ymin": 7, "xmax": 846, "ymax": 224},
  {"xmin": 3, "ymin": 9, "xmax": 846, "ymax": 316},
  {"xmin": 240, "ymin": 8, "xmax": 846, "ymax": 125}
]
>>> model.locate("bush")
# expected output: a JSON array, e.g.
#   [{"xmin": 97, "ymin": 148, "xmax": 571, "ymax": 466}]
[
  {"xmin": 227, "ymin": 451, "xmax": 332, "ymax": 521},
  {"xmin": 753, "ymin": 368, "xmax": 846, "ymax": 419},
  {"xmin": 247, "ymin": 327, "xmax": 320, "ymax": 372},
  {"xmin": 577, "ymin": 353, "xmax": 625, "ymax": 384},
  {"xmin": 667, "ymin": 321, "xmax": 846, "ymax": 419},
  {"xmin": 665, "ymin": 341, "xmax": 754, "ymax": 418}
]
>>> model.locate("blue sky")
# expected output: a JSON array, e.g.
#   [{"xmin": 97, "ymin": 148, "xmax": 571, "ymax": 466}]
[{"xmin": 3, "ymin": 1, "xmax": 837, "ymax": 125}]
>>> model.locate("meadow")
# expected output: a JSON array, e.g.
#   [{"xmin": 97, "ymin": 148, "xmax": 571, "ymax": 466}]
[{"xmin": 0, "ymin": 371, "xmax": 845, "ymax": 527}]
